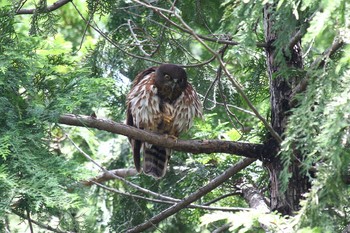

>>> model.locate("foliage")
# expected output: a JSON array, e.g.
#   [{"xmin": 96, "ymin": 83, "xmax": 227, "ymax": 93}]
[{"xmin": 0, "ymin": 0, "xmax": 349, "ymax": 232}]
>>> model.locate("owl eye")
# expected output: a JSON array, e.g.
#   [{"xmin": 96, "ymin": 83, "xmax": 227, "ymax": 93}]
[{"xmin": 164, "ymin": 74, "xmax": 171, "ymax": 80}]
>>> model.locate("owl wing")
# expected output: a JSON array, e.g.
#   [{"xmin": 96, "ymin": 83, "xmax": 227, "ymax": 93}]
[
  {"xmin": 126, "ymin": 105, "xmax": 142, "ymax": 172},
  {"xmin": 126, "ymin": 67, "xmax": 161, "ymax": 173}
]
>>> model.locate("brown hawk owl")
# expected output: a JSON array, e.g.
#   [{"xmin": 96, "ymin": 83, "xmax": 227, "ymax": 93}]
[{"xmin": 126, "ymin": 64, "xmax": 202, "ymax": 179}]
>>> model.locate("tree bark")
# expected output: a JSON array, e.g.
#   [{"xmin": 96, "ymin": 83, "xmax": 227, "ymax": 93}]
[
  {"xmin": 263, "ymin": 4, "xmax": 309, "ymax": 215},
  {"xmin": 58, "ymin": 114, "xmax": 266, "ymax": 158}
]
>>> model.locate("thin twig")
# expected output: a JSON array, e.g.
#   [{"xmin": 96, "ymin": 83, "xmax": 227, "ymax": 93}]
[
  {"xmin": 72, "ymin": 1, "xmax": 215, "ymax": 67},
  {"xmin": 93, "ymin": 181, "xmax": 250, "ymax": 212},
  {"xmin": 198, "ymin": 94, "xmax": 255, "ymax": 116},
  {"xmin": 77, "ymin": 0, "xmax": 100, "ymax": 51},
  {"xmin": 133, "ymin": 0, "xmax": 174, "ymax": 14},
  {"xmin": 11, "ymin": 209, "xmax": 69, "ymax": 233},
  {"xmin": 203, "ymin": 192, "xmax": 240, "ymax": 206},
  {"xmin": 26, "ymin": 208, "xmax": 34, "ymax": 233},
  {"xmin": 216, "ymin": 45, "xmax": 244, "ymax": 131},
  {"xmin": 82, "ymin": 168, "xmax": 139, "ymax": 185},
  {"xmin": 15, "ymin": 0, "xmax": 28, "ymax": 13},
  {"xmin": 71, "ymin": 1, "xmax": 163, "ymax": 64},
  {"xmin": 148, "ymin": 4, "xmax": 267, "ymax": 47},
  {"xmin": 291, "ymin": 38, "xmax": 345, "ymax": 99},
  {"xmin": 127, "ymin": 19, "xmax": 151, "ymax": 56}
]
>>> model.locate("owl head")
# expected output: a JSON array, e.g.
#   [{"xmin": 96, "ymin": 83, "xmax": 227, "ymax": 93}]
[{"xmin": 155, "ymin": 64, "xmax": 188, "ymax": 103}]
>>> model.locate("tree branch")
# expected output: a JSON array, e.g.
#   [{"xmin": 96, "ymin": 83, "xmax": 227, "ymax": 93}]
[
  {"xmin": 203, "ymin": 192, "xmax": 240, "ymax": 206},
  {"xmin": 290, "ymin": 38, "xmax": 345, "ymax": 101},
  {"xmin": 15, "ymin": 0, "xmax": 71, "ymax": 14},
  {"xmin": 238, "ymin": 180, "xmax": 270, "ymax": 213},
  {"xmin": 125, "ymin": 157, "xmax": 256, "ymax": 233},
  {"xmin": 11, "ymin": 209, "xmax": 69, "ymax": 233},
  {"xmin": 81, "ymin": 168, "xmax": 138, "ymax": 185},
  {"xmin": 93, "ymin": 181, "xmax": 251, "ymax": 212},
  {"xmin": 58, "ymin": 114, "xmax": 266, "ymax": 159},
  {"xmin": 167, "ymin": 10, "xmax": 282, "ymax": 143},
  {"xmin": 151, "ymin": 3, "xmax": 267, "ymax": 47}
]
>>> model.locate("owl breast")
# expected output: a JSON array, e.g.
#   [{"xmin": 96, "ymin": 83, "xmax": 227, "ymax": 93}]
[{"xmin": 127, "ymin": 73, "xmax": 200, "ymax": 136}]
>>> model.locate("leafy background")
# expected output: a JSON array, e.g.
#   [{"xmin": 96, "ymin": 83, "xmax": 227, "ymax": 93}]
[{"xmin": 0, "ymin": 0, "xmax": 349, "ymax": 232}]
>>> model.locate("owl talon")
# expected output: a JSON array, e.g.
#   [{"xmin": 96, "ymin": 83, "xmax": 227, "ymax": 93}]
[
  {"xmin": 163, "ymin": 115, "xmax": 174, "ymax": 125},
  {"xmin": 165, "ymin": 134, "xmax": 178, "ymax": 142}
]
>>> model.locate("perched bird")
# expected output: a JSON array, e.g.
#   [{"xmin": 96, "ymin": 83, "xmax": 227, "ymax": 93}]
[{"xmin": 126, "ymin": 64, "xmax": 202, "ymax": 179}]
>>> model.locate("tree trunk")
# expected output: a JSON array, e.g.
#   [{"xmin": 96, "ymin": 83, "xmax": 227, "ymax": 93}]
[{"xmin": 263, "ymin": 4, "xmax": 309, "ymax": 215}]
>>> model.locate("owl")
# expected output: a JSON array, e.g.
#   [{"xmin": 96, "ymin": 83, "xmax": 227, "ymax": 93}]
[{"xmin": 126, "ymin": 64, "xmax": 202, "ymax": 179}]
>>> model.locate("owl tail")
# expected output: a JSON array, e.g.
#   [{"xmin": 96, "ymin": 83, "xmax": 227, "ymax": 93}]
[{"xmin": 143, "ymin": 145, "xmax": 170, "ymax": 179}]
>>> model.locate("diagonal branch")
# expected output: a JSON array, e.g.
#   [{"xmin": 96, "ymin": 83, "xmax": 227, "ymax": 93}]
[
  {"xmin": 11, "ymin": 209, "xmax": 69, "ymax": 233},
  {"xmin": 171, "ymin": 10, "xmax": 283, "ymax": 143},
  {"xmin": 15, "ymin": 0, "xmax": 71, "ymax": 14},
  {"xmin": 93, "ymin": 181, "xmax": 251, "ymax": 212},
  {"xmin": 58, "ymin": 114, "xmax": 266, "ymax": 159},
  {"xmin": 291, "ymin": 38, "xmax": 345, "ymax": 101},
  {"xmin": 125, "ymin": 157, "xmax": 256, "ymax": 232},
  {"xmin": 151, "ymin": 4, "xmax": 267, "ymax": 47}
]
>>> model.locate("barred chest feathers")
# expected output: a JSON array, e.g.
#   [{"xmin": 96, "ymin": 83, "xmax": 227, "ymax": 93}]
[{"xmin": 127, "ymin": 73, "xmax": 200, "ymax": 134}]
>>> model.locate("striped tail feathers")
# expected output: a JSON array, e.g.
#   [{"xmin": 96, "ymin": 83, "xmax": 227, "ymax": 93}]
[{"xmin": 143, "ymin": 144, "xmax": 171, "ymax": 179}]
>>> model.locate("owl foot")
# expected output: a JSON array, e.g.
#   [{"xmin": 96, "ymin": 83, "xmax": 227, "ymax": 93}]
[{"xmin": 165, "ymin": 134, "xmax": 178, "ymax": 142}]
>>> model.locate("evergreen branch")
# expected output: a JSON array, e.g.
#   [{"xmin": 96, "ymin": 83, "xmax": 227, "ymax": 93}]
[
  {"xmin": 171, "ymin": 10, "xmax": 283, "ymax": 143},
  {"xmin": 125, "ymin": 158, "xmax": 256, "ymax": 233},
  {"xmin": 92, "ymin": 181, "xmax": 251, "ymax": 212},
  {"xmin": 71, "ymin": 1, "xmax": 215, "ymax": 68},
  {"xmin": 288, "ymin": 29, "xmax": 303, "ymax": 50},
  {"xmin": 287, "ymin": 12, "xmax": 316, "ymax": 50},
  {"xmin": 70, "ymin": 1, "xmax": 163, "ymax": 64},
  {"xmin": 310, "ymin": 38, "xmax": 344, "ymax": 69},
  {"xmin": 150, "ymin": 3, "xmax": 267, "ymax": 47},
  {"xmin": 11, "ymin": 209, "xmax": 69, "ymax": 233},
  {"xmin": 15, "ymin": 0, "xmax": 71, "ymax": 14},
  {"xmin": 58, "ymin": 114, "xmax": 266, "ymax": 158},
  {"xmin": 291, "ymin": 38, "xmax": 345, "ymax": 101}
]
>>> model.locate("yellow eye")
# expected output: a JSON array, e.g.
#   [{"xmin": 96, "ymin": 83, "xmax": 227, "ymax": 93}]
[{"xmin": 164, "ymin": 74, "xmax": 171, "ymax": 80}]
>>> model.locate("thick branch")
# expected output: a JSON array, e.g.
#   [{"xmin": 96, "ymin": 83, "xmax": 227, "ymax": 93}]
[
  {"xmin": 125, "ymin": 158, "xmax": 256, "ymax": 233},
  {"xmin": 16, "ymin": 0, "xmax": 71, "ymax": 14},
  {"xmin": 58, "ymin": 114, "xmax": 265, "ymax": 159},
  {"xmin": 238, "ymin": 181, "xmax": 270, "ymax": 213}
]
